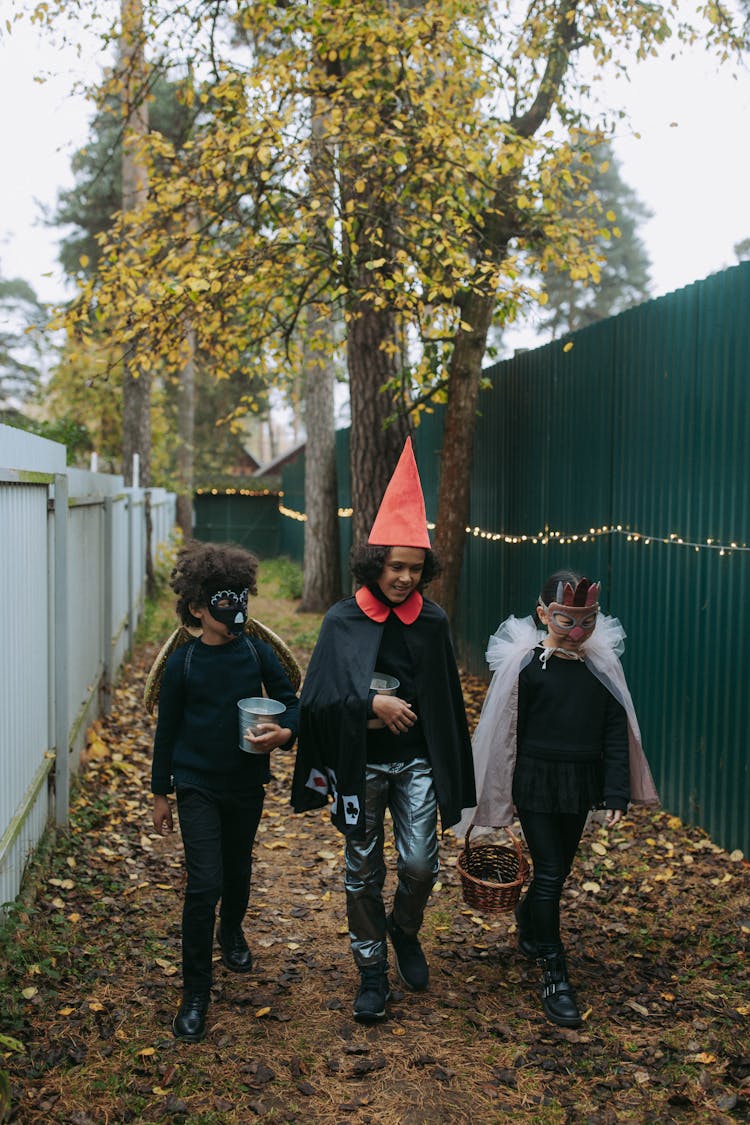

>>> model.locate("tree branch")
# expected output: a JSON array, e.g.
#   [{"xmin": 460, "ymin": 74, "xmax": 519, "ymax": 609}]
[{"xmin": 510, "ymin": 0, "xmax": 581, "ymax": 139}]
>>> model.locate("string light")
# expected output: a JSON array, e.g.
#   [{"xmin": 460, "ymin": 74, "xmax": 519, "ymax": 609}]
[
  {"xmin": 278, "ymin": 504, "xmax": 358, "ymax": 522},
  {"xmin": 464, "ymin": 523, "xmax": 748, "ymax": 555},
  {"xmin": 196, "ymin": 487, "xmax": 275, "ymax": 497},
  {"xmin": 279, "ymin": 502, "xmax": 434, "ymax": 527},
  {"xmin": 275, "ymin": 504, "xmax": 746, "ymax": 556}
]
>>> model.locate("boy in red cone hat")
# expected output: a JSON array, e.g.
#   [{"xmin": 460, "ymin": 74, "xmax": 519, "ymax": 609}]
[{"xmin": 292, "ymin": 438, "xmax": 476, "ymax": 1022}]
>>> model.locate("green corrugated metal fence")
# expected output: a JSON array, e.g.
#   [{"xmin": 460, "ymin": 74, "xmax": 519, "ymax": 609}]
[
  {"xmin": 280, "ymin": 262, "xmax": 750, "ymax": 854},
  {"xmin": 193, "ymin": 491, "xmax": 281, "ymax": 558}
]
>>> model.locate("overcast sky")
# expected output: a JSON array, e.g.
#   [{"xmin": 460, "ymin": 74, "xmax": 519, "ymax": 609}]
[{"xmin": 1, "ymin": 11, "xmax": 749, "ymax": 314}]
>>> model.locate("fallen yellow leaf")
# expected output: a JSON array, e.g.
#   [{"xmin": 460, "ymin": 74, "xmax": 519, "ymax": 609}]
[
  {"xmin": 87, "ymin": 736, "xmax": 109, "ymax": 760},
  {"xmin": 255, "ymin": 1007, "xmax": 271, "ymax": 1018},
  {"xmin": 686, "ymin": 1051, "xmax": 716, "ymax": 1064}
]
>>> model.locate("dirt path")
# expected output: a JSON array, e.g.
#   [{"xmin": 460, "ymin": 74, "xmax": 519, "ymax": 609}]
[{"xmin": 2, "ymin": 596, "xmax": 749, "ymax": 1124}]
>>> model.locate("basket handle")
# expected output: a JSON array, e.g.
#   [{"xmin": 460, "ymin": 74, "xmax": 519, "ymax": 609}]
[{"xmin": 464, "ymin": 825, "xmax": 524, "ymax": 865}]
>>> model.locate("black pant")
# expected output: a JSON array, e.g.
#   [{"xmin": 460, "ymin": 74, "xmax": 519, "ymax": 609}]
[
  {"xmin": 176, "ymin": 785, "xmax": 265, "ymax": 993},
  {"xmin": 516, "ymin": 807, "xmax": 588, "ymax": 953}
]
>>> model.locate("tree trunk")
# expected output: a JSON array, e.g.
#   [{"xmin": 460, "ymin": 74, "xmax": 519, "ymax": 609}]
[
  {"xmin": 347, "ymin": 298, "xmax": 410, "ymax": 547},
  {"xmin": 299, "ymin": 305, "xmax": 341, "ymax": 611},
  {"xmin": 431, "ymin": 289, "xmax": 496, "ymax": 621},
  {"xmin": 120, "ymin": 0, "xmax": 151, "ymax": 495},
  {"xmin": 296, "ymin": 45, "xmax": 344, "ymax": 607},
  {"xmin": 176, "ymin": 322, "xmax": 195, "ymax": 540}
]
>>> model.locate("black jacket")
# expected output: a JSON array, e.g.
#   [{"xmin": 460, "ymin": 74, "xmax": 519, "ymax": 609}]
[
  {"xmin": 291, "ymin": 594, "xmax": 475, "ymax": 837},
  {"xmin": 152, "ymin": 634, "xmax": 299, "ymax": 795}
]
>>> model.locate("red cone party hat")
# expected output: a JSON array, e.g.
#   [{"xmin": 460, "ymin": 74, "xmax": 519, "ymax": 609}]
[{"xmin": 368, "ymin": 437, "xmax": 431, "ymax": 548}]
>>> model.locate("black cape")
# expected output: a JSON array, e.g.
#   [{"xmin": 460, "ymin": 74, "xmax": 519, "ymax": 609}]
[{"xmin": 291, "ymin": 594, "xmax": 476, "ymax": 837}]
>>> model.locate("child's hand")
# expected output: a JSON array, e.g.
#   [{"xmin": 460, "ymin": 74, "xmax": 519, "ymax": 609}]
[
  {"xmin": 153, "ymin": 794, "xmax": 173, "ymax": 834},
  {"xmin": 604, "ymin": 808, "xmax": 623, "ymax": 828},
  {"xmin": 244, "ymin": 724, "xmax": 292, "ymax": 754},
  {"xmin": 372, "ymin": 694, "xmax": 417, "ymax": 734}
]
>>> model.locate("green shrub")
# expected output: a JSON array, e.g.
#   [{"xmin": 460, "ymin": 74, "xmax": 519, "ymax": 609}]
[{"xmin": 263, "ymin": 555, "xmax": 303, "ymax": 600}]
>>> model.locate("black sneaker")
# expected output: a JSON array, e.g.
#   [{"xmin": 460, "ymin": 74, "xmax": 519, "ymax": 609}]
[
  {"xmin": 353, "ymin": 965, "xmax": 390, "ymax": 1023},
  {"xmin": 172, "ymin": 992, "xmax": 209, "ymax": 1042},
  {"xmin": 386, "ymin": 913, "xmax": 429, "ymax": 991}
]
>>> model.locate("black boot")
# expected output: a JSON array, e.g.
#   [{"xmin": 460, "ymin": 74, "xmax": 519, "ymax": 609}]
[
  {"xmin": 173, "ymin": 991, "xmax": 210, "ymax": 1042},
  {"xmin": 218, "ymin": 923, "xmax": 253, "ymax": 973},
  {"xmin": 353, "ymin": 963, "xmax": 391, "ymax": 1023},
  {"xmin": 514, "ymin": 891, "xmax": 537, "ymax": 959},
  {"xmin": 537, "ymin": 949, "xmax": 582, "ymax": 1029},
  {"xmin": 386, "ymin": 913, "xmax": 429, "ymax": 991}
]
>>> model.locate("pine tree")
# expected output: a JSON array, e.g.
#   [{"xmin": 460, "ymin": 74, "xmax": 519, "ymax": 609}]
[{"xmin": 537, "ymin": 142, "xmax": 652, "ymax": 338}]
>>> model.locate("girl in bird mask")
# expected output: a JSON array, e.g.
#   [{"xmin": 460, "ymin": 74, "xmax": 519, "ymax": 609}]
[{"xmin": 457, "ymin": 570, "xmax": 658, "ymax": 1029}]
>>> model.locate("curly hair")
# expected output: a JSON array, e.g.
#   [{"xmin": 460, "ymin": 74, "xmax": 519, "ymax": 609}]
[
  {"xmin": 349, "ymin": 543, "xmax": 442, "ymax": 590},
  {"xmin": 169, "ymin": 540, "xmax": 259, "ymax": 627}
]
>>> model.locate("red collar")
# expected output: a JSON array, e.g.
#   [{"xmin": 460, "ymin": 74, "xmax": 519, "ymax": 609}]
[{"xmin": 355, "ymin": 586, "xmax": 423, "ymax": 625}]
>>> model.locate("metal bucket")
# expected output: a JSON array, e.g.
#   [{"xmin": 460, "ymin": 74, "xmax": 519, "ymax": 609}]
[{"xmin": 238, "ymin": 696, "xmax": 286, "ymax": 753}]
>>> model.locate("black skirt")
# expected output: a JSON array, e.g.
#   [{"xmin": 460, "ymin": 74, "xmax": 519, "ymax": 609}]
[{"xmin": 512, "ymin": 752, "xmax": 604, "ymax": 815}]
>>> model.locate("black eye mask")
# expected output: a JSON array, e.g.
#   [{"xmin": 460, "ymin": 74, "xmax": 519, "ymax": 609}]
[{"xmin": 208, "ymin": 588, "xmax": 249, "ymax": 635}]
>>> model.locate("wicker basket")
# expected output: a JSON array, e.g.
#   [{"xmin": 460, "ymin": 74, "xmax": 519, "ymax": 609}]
[{"xmin": 457, "ymin": 826, "xmax": 530, "ymax": 914}]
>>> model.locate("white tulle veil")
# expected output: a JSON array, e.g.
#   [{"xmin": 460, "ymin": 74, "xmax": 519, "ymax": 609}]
[{"xmin": 452, "ymin": 613, "xmax": 658, "ymax": 836}]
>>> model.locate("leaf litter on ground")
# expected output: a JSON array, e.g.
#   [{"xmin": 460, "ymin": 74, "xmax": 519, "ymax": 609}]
[{"xmin": 1, "ymin": 577, "xmax": 749, "ymax": 1125}]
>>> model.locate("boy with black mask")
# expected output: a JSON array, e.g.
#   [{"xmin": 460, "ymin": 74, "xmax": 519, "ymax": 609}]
[{"xmin": 151, "ymin": 540, "xmax": 299, "ymax": 1042}]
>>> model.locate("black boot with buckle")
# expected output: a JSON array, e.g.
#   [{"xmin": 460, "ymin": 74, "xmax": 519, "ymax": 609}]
[
  {"xmin": 218, "ymin": 923, "xmax": 253, "ymax": 973},
  {"xmin": 537, "ymin": 947, "xmax": 582, "ymax": 1028}
]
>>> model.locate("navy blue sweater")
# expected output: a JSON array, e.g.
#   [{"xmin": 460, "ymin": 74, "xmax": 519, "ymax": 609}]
[{"xmin": 151, "ymin": 634, "xmax": 299, "ymax": 796}]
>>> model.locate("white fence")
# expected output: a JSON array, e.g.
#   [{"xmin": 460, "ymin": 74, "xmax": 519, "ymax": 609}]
[{"xmin": 0, "ymin": 424, "xmax": 176, "ymax": 910}]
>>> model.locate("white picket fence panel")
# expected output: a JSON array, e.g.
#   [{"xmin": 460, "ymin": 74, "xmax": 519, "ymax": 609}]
[{"xmin": 0, "ymin": 425, "xmax": 176, "ymax": 910}]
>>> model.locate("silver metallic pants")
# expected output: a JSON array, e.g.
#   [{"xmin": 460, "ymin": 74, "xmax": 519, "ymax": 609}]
[{"xmin": 344, "ymin": 757, "xmax": 439, "ymax": 968}]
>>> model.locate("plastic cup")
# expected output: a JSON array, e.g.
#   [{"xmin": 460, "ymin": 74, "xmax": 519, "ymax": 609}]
[
  {"xmin": 238, "ymin": 696, "xmax": 286, "ymax": 753},
  {"xmin": 368, "ymin": 673, "xmax": 400, "ymax": 729},
  {"xmin": 370, "ymin": 673, "xmax": 400, "ymax": 695}
]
